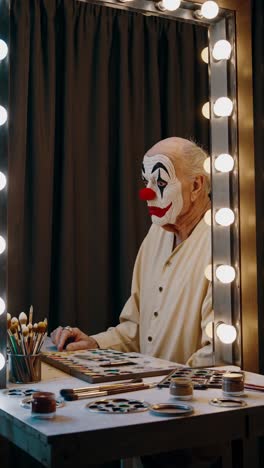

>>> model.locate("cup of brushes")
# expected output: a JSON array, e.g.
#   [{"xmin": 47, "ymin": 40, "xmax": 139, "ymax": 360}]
[{"xmin": 7, "ymin": 307, "xmax": 48, "ymax": 383}]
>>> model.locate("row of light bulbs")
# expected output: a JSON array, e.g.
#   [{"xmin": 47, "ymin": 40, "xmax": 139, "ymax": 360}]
[
  {"xmin": 120, "ymin": 0, "xmax": 221, "ymax": 20},
  {"xmin": 0, "ymin": 37, "xmax": 8, "ymax": 371},
  {"xmin": 157, "ymin": 0, "xmax": 220, "ymax": 20},
  {"xmin": 194, "ymin": 6, "xmax": 237, "ymax": 345}
]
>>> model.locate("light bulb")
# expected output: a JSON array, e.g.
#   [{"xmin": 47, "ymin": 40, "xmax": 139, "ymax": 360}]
[
  {"xmin": 204, "ymin": 209, "xmax": 212, "ymax": 226},
  {"xmin": 204, "ymin": 264, "xmax": 212, "ymax": 281},
  {"xmin": 201, "ymin": 1, "xmax": 219, "ymax": 19},
  {"xmin": 158, "ymin": 0, "xmax": 181, "ymax": 10},
  {"xmin": 0, "ymin": 105, "xmax": 8, "ymax": 126},
  {"xmin": 216, "ymin": 265, "xmax": 236, "ymax": 283},
  {"xmin": 0, "ymin": 172, "xmax": 7, "ymax": 190},
  {"xmin": 0, "ymin": 236, "xmax": 6, "ymax": 254},
  {"xmin": 214, "ymin": 154, "xmax": 234, "ymax": 172},
  {"xmin": 0, "ymin": 39, "xmax": 8, "ymax": 61},
  {"xmin": 213, "ymin": 97, "xmax": 233, "ymax": 117},
  {"xmin": 201, "ymin": 47, "xmax": 209, "ymax": 64},
  {"xmin": 215, "ymin": 208, "xmax": 235, "ymax": 226},
  {"xmin": 202, "ymin": 102, "xmax": 210, "ymax": 119},
  {"xmin": 205, "ymin": 321, "xmax": 214, "ymax": 339},
  {"xmin": 216, "ymin": 323, "xmax": 237, "ymax": 344},
  {"xmin": 212, "ymin": 40, "xmax": 232, "ymax": 61},
  {"xmin": 0, "ymin": 353, "xmax": 5, "ymax": 371},
  {"xmin": 203, "ymin": 157, "xmax": 211, "ymax": 174},
  {"xmin": 0, "ymin": 297, "xmax": 5, "ymax": 315}
]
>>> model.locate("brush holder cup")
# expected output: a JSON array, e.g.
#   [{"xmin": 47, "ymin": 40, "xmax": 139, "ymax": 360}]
[{"xmin": 8, "ymin": 353, "xmax": 42, "ymax": 384}]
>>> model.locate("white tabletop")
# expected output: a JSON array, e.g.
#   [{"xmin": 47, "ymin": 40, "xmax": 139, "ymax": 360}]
[{"xmin": 1, "ymin": 351, "xmax": 264, "ymax": 466}]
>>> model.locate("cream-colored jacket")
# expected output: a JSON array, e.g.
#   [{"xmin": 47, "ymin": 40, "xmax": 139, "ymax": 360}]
[{"xmin": 92, "ymin": 219, "xmax": 213, "ymax": 367}]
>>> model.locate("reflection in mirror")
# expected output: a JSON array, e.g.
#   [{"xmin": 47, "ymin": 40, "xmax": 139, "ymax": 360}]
[{"xmin": 7, "ymin": 0, "xmax": 214, "ymax": 368}]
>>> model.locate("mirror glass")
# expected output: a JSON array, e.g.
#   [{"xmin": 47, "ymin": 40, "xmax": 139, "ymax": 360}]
[{"xmin": 8, "ymin": 0, "xmax": 213, "ymax": 367}]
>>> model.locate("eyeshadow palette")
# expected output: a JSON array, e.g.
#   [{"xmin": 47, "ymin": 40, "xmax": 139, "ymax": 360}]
[
  {"xmin": 158, "ymin": 367, "xmax": 237, "ymax": 389},
  {"xmin": 3, "ymin": 388, "xmax": 41, "ymax": 397},
  {"xmin": 86, "ymin": 398, "xmax": 149, "ymax": 414},
  {"xmin": 41, "ymin": 349, "xmax": 177, "ymax": 384}
]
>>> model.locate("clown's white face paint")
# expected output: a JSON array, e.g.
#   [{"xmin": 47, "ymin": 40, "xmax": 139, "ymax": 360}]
[{"xmin": 142, "ymin": 154, "xmax": 183, "ymax": 226}]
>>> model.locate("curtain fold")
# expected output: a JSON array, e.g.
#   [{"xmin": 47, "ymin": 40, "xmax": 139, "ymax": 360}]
[{"xmin": 8, "ymin": 0, "xmax": 209, "ymax": 333}]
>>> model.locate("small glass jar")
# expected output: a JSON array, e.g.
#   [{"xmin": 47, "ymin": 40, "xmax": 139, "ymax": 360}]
[
  {"xmin": 31, "ymin": 392, "xmax": 56, "ymax": 419},
  {"xmin": 222, "ymin": 372, "xmax": 244, "ymax": 396},
  {"xmin": 170, "ymin": 377, "xmax": 193, "ymax": 400}
]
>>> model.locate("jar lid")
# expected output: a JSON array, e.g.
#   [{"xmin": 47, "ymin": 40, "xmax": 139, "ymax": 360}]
[
  {"xmin": 223, "ymin": 372, "xmax": 243, "ymax": 380},
  {"xmin": 170, "ymin": 377, "xmax": 192, "ymax": 387},
  {"xmin": 32, "ymin": 392, "xmax": 56, "ymax": 401}
]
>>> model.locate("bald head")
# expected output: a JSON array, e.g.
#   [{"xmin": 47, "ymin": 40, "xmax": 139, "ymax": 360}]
[{"xmin": 144, "ymin": 137, "xmax": 210, "ymax": 193}]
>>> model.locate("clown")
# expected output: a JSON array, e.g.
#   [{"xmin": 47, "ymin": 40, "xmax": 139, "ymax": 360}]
[{"xmin": 51, "ymin": 137, "xmax": 213, "ymax": 368}]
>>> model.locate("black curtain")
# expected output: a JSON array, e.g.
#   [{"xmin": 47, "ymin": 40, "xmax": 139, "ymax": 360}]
[
  {"xmin": 8, "ymin": 0, "xmax": 209, "ymax": 334},
  {"xmin": 252, "ymin": 0, "xmax": 264, "ymax": 373}
]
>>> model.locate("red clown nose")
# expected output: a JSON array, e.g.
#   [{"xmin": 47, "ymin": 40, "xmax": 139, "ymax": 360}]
[{"xmin": 139, "ymin": 187, "xmax": 156, "ymax": 201}]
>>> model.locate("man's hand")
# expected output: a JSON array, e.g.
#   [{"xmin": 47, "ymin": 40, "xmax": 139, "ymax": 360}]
[{"xmin": 50, "ymin": 326, "xmax": 99, "ymax": 351}]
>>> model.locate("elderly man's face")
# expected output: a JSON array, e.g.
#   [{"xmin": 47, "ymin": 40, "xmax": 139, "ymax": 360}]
[{"xmin": 142, "ymin": 153, "xmax": 187, "ymax": 227}]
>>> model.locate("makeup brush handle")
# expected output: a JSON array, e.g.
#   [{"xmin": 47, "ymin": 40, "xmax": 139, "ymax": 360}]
[{"xmin": 66, "ymin": 391, "xmax": 108, "ymax": 400}]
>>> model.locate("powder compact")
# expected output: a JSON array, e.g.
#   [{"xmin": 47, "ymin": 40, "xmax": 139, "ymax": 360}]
[
  {"xmin": 209, "ymin": 398, "xmax": 247, "ymax": 408},
  {"xmin": 169, "ymin": 377, "xmax": 193, "ymax": 400},
  {"xmin": 31, "ymin": 391, "xmax": 57, "ymax": 419}
]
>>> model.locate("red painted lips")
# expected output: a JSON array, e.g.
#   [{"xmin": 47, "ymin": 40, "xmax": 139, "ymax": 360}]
[{"xmin": 148, "ymin": 202, "xmax": 172, "ymax": 218}]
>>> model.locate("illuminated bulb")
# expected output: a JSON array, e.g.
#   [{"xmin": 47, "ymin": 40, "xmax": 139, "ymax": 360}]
[
  {"xmin": 216, "ymin": 265, "xmax": 236, "ymax": 283},
  {"xmin": 212, "ymin": 40, "xmax": 232, "ymax": 60},
  {"xmin": 0, "ymin": 172, "xmax": 7, "ymax": 190},
  {"xmin": 213, "ymin": 97, "xmax": 233, "ymax": 117},
  {"xmin": 201, "ymin": 47, "xmax": 209, "ymax": 64},
  {"xmin": 157, "ymin": 0, "xmax": 181, "ymax": 10},
  {"xmin": 205, "ymin": 321, "xmax": 213, "ymax": 339},
  {"xmin": 214, "ymin": 154, "xmax": 234, "ymax": 172},
  {"xmin": 0, "ymin": 236, "xmax": 6, "ymax": 254},
  {"xmin": 216, "ymin": 323, "xmax": 237, "ymax": 344},
  {"xmin": 204, "ymin": 264, "xmax": 212, "ymax": 281},
  {"xmin": 0, "ymin": 353, "xmax": 5, "ymax": 371},
  {"xmin": 0, "ymin": 105, "xmax": 8, "ymax": 126},
  {"xmin": 215, "ymin": 208, "xmax": 235, "ymax": 226},
  {"xmin": 0, "ymin": 40, "xmax": 8, "ymax": 61},
  {"xmin": 203, "ymin": 157, "xmax": 211, "ymax": 174},
  {"xmin": 201, "ymin": 1, "xmax": 219, "ymax": 19},
  {"xmin": 204, "ymin": 209, "xmax": 212, "ymax": 226},
  {"xmin": 202, "ymin": 102, "xmax": 210, "ymax": 119},
  {"xmin": 0, "ymin": 297, "xmax": 5, "ymax": 315}
]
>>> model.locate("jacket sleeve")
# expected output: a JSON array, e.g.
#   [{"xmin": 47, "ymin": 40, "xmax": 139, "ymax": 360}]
[
  {"xmin": 90, "ymin": 240, "xmax": 145, "ymax": 352},
  {"xmin": 185, "ymin": 282, "xmax": 213, "ymax": 367}
]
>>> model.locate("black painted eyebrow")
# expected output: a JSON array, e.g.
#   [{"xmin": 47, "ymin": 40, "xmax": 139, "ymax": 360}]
[{"xmin": 151, "ymin": 162, "xmax": 170, "ymax": 177}]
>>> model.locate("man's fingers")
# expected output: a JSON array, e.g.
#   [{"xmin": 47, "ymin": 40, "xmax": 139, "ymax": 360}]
[
  {"xmin": 66, "ymin": 340, "xmax": 91, "ymax": 351},
  {"xmin": 57, "ymin": 329, "xmax": 76, "ymax": 351},
  {"xmin": 51, "ymin": 327, "xmax": 63, "ymax": 345}
]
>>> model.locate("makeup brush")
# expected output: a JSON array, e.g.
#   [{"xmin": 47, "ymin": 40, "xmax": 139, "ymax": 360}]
[
  {"xmin": 33, "ymin": 321, "xmax": 47, "ymax": 354},
  {"xmin": 19, "ymin": 311, "xmax": 27, "ymax": 327},
  {"xmin": 29, "ymin": 305, "xmax": 33, "ymax": 325},
  {"xmin": 22, "ymin": 325, "xmax": 30, "ymax": 354},
  {"xmin": 60, "ymin": 378, "xmax": 143, "ymax": 396},
  {"xmin": 62, "ymin": 383, "xmax": 156, "ymax": 401},
  {"xmin": 7, "ymin": 312, "xmax": 11, "ymax": 329}
]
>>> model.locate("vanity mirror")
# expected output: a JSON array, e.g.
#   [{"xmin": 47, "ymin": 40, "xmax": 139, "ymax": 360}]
[{"xmin": 0, "ymin": 0, "xmax": 257, "ymax": 389}]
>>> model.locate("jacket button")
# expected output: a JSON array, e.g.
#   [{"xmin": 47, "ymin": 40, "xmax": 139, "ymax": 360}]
[
  {"xmin": 154, "ymin": 311, "xmax": 159, "ymax": 317},
  {"xmin": 159, "ymin": 287, "xmax": 163, "ymax": 292},
  {"xmin": 148, "ymin": 336, "xmax": 152, "ymax": 342}
]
